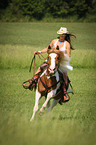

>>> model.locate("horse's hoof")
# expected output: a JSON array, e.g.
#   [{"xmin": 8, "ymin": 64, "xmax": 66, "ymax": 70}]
[
  {"xmin": 30, "ymin": 118, "xmax": 34, "ymax": 122},
  {"xmin": 38, "ymin": 111, "xmax": 42, "ymax": 115},
  {"xmin": 38, "ymin": 110, "xmax": 44, "ymax": 115},
  {"xmin": 30, "ymin": 119, "xmax": 32, "ymax": 122}
]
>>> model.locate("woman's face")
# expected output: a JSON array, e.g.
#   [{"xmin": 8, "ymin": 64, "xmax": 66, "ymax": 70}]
[{"xmin": 59, "ymin": 34, "xmax": 66, "ymax": 42}]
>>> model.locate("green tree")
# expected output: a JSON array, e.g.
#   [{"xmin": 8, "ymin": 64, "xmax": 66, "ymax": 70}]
[
  {"xmin": 18, "ymin": 0, "xmax": 45, "ymax": 19},
  {"xmin": 75, "ymin": 0, "xmax": 88, "ymax": 18},
  {"xmin": 45, "ymin": 0, "xmax": 70, "ymax": 18},
  {"xmin": 0, "ymin": 0, "xmax": 96, "ymax": 21}
]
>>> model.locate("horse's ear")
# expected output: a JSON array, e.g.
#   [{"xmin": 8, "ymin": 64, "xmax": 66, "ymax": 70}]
[
  {"xmin": 56, "ymin": 45, "xmax": 59, "ymax": 50},
  {"xmin": 48, "ymin": 45, "xmax": 51, "ymax": 50}
]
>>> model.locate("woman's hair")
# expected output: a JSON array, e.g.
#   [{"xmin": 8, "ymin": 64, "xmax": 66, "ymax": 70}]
[{"xmin": 58, "ymin": 33, "xmax": 76, "ymax": 50}]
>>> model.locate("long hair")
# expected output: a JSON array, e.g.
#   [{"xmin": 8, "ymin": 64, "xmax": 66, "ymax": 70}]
[{"xmin": 58, "ymin": 33, "xmax": 76, "ymax": 50}]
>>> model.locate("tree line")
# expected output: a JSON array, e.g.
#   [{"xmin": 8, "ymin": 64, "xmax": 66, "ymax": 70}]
[{"xmin": 0, "ymin": 0, "xmax": 96, "ymax": 22}]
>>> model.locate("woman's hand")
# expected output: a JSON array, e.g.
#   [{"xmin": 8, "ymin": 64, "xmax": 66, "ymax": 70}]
[
  {"xmin": 34, "ymin": 47, "xmax": 47, "ymax": 55},
  {"xmin": 34, "ymin": 51, "xmax": 41, "ymax": 55}
]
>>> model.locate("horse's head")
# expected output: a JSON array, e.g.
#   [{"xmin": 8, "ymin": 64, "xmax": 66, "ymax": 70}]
[{"xmin": 47, "ymin": 45, "xmax": 64, "ymax": 75}]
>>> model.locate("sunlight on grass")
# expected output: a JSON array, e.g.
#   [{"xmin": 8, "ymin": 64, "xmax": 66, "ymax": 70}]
[
  {"xmin": 71, "ymin": 49, "xmax": 96, "ymax": 68},
  {"xmin": 0, "ymin": 44, "xmax": 95, "ymax": 69},
  {"xmin": 0, "ymin": 44, "xmax": 45, "ymax": 69}
]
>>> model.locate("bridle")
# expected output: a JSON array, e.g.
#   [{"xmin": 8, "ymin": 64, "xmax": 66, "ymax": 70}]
[
  {"xmin": 47, "ymin": 52, "xmax": 60, "ymax": 75},
  {"xmin": 39, "ymin": 52, "xmax": 61, "ymax": 94}
]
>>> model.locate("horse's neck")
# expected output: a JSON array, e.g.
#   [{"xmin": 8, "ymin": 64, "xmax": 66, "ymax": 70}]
[
  {"xmin": 38, "ymin": 69, "xmax": 60, "ymax": 94},
  {"xmin": 40, "ymin": 69, "xmax": 59, "ymax": 81}
]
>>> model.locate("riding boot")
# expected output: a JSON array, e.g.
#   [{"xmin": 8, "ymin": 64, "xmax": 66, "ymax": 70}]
[
  {"xmin": 23, "ymin": 72, "xmax": 41, "ymax": 91},
  {"xmin": 29, "ymin": 63, "xmax": 48, "ymax": 90},
  {"xmin": 23, "ymin": 61, "xmax": 48, "ymax": 91},
  {"xmin": 64, "ymin": 72, "xmax": 71, "ymax": 102},
  {"xmin": 28, "ymin": 72, "xmax": 41, "ymax": 90},
  {"xmin": 58, "ymin": 82, "xmax": 70, "ymax": 105},
  {"xmin": 28, "ymin": 62, "xmax": 48, "ymax": 91},
  {"xmin": 62, "ymin": 72, "xmax": 70, "ymax": 103},
  {"xmin": 29, "ymin": 62, "xmax": 48, "ymax": 90},
  {"xmin": 63, "ymin": 87, "xmax": 70, "ymax": 102}
]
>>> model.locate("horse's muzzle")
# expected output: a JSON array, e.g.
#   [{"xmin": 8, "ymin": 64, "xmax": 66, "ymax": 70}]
[{"xmin": 48, "ymin": 68, "xmax": 56, "ymax": 74}]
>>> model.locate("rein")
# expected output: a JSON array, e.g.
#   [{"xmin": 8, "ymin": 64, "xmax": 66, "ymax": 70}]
[
  {"xmin": 39, "ymin": 77, "xmax": 60, "ymax": 93},
  {"xmin": 29, "ymin": 53, "xmax": 46, "ymax": 75}
]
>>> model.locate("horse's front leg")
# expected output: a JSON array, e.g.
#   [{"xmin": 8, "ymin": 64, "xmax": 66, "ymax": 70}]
[
  {"xmin": 47, "ymin": 99, "xmax": 59, "ymax": 112},
  {"xmin": 39, "ymin": 91, "xmax": 53, "ymax": 114},
  {"xmin": 30, "ymin": 89, "xmax": 41, "ymax": 121},
  {"xmin": 47, "ymin": 100, "xmax": 50, "ymax": 108}
]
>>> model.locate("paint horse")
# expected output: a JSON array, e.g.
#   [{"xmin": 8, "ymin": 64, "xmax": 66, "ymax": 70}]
[{"xmin": 30, "ymin": 45, "xmax": 64, "ymax": 121}]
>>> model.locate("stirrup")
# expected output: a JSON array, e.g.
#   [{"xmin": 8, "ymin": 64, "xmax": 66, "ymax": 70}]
[
  {"xmin": 67, "ymin": 86, "xmax": 74, "ymax": 94},
  {"xmin": 22, "ymin": 74, "xmax": 39, "ymax": 91},
  {"xmin": 63, "ymin": 93, "xmax": 70, "ymax": 103},
  {"xmin": 22, "ymin": 79, "xmax": 35, "ymax": 90}
]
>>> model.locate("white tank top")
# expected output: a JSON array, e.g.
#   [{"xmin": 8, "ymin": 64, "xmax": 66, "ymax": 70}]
[
  {"xmin": 54, "ymin": 39, "xmax": 73, "ymax": 72},
  {"xmin": 54, "ymin": 39, "xmax": 67, "ymax": 54}
]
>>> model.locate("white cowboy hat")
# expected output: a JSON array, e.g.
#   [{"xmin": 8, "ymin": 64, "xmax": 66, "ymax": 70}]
[{"xmin": 57, "ymin": 27, "xmax": 68, "ymax": 34}]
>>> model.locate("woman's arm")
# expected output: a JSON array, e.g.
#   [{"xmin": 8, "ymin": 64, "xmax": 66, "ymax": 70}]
[
  {"xmin": 41, "ymin": 39, "xmax": 56, "ymax": 53},
  {"xmin": 34, "ymin": 47, "xmax": 47, "ymax": 55},
  {"xmin": 66, "ymin": 41, "xmax": 71, "ymax": 57},
  {"xmin": 41, "ymin": 47, "xmax": 47, "ymax": 53},
  {"xmin": 34, "ymin": 39, "xmax": 55, "ymax": 55}
]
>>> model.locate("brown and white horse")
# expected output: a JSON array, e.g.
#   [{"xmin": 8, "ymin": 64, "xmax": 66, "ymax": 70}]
[{"xmin": 30, "ymin": 46, "xmax": 64, "ymax": 121}]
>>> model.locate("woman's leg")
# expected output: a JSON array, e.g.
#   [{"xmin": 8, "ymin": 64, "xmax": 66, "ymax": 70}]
[
  {"xmin": 29, "ymin": 63, "xmax": 48, "ymax": 90},
  {"xmin": 62, "ymin": 72, "xmax": 70, "ymax": 102}
]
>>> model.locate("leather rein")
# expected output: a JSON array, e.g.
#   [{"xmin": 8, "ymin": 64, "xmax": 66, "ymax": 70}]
[
  {"xmin": 29, "ymin": 52, "xmax": 61, "ymax": 93},
  {"xmin": 29, "ymin": 53, "xmax": 46, "ymax": 74}
]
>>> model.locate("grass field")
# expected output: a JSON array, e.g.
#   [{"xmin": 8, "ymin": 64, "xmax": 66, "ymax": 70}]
[{"xmin": 0, "ymin": 23, "xmax": 96, "ymax": 145}]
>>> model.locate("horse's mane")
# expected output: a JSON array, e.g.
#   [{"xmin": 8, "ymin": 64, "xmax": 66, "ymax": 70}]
[{"xmin": 47, "ymin": 46, "xmax": 64, "ymax": 62}]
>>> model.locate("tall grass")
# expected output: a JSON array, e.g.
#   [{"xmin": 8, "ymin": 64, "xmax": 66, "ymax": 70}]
[
  {"xmin": 0, "ymin": 44, "xmax": 95, "ymax": 69},
  {"xmin": 0, "ymin": 23, "xmax": 96, "ymax": 145}
]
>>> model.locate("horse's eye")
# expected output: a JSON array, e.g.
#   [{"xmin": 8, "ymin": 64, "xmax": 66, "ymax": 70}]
[{"xmin": 47, "ymin": 57, "xmax": 49, "ymax": 59}]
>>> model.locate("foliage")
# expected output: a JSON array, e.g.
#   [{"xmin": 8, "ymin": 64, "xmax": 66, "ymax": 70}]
[
  {"xmin": 17, "ymin": 0, "xmax": 45, "ymax": 20},
  {"xmin": 0, "ymin": 0, "xmax": 96, "ymax": 22}
]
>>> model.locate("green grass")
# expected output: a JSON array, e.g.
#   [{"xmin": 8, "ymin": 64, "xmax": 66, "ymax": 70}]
[{"xmin": 0, "ymin": 23, "xmax": 96, "ymax": 145}]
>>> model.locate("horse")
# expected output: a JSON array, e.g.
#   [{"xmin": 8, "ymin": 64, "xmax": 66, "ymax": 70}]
[{"xmin": 30, "ymin": 45, "xmax": 64, "ymax": 121}]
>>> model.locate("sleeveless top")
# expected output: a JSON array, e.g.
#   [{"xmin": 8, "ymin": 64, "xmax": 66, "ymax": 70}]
[
  {"xmin": 54, "ymin": 39, "xmax": 67, "ymax": 54},
  {"xmin": 54, "ymin": 39, "xmax": 73, "ymax": 72}
]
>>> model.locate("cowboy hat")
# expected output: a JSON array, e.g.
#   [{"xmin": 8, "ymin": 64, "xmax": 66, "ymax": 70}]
[{"xmin": 57, "ymin": 27, "xmax": 68, "ymax": 34}]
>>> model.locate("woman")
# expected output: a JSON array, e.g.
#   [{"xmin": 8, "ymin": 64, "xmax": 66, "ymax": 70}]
[{"xmin": 30, "ymin": 27, "xmax": 75, "ymax": 102}]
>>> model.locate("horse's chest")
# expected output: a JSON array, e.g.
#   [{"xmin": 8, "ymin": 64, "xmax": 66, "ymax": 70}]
[
  {"xmin": 38, "ymin": 75, "xmax": 58, "ymax": 95},
  {"xmin": 47, "ymin": 76, "xmax": 57, "ymax": 90}
]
